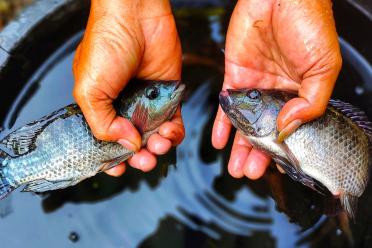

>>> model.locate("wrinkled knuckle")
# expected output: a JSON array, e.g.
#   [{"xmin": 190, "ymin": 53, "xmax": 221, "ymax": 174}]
[{"xmin": 92, "ymin": 128, "xmax": 109, "ymax": 141}]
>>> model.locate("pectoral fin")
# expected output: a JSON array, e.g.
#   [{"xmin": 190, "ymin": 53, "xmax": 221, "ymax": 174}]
[{"xmin": 101, "ymin": 152, "xmax": 135, "ymax": 172}]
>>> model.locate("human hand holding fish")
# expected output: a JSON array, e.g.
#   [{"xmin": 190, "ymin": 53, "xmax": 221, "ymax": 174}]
[
  {"xmin": 72, "ymin": 0, "xmax": 184, "ymax": 176},
  {"xmin": 213, "ymin": 0, "xmax": 342, "ymax": 180}
]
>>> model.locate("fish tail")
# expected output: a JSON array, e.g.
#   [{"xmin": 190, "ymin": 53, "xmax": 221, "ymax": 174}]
[
  {"xmin": 0, "ymin": 151, "xmax": 15, "ymax": 200},
  {"xmin": 340, "ymin": 194, "xmax": 358, "ymax": 220},
  {"xmin": 0, "ymin": 173, "xmax": 14, "ymax": 200}
]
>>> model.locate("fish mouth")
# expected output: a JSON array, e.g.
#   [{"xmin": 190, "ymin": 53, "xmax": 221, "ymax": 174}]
[
  {"xmin": 219, "ymin": 90, "xmax": 234, "ymax": 112},
  {"xmin": 172, "ymin": 83, "xmax": 186, "ymax": 99}
]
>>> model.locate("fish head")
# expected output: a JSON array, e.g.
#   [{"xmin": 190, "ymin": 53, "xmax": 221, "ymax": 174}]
[
  {"xmin": 116, "ymin": 80, "xmax": 185, "ymax": 134},
  {"xmin": 219, "ymin": 89, "xmax": 288, "ymax": 137}
]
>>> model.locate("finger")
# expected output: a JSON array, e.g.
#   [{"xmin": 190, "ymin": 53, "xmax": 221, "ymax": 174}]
[
  {"xmin": 212, "ymin": 106, "xmax": 232, "ymax": 149},
  {"xmin": 243, "ymin": 148, "xmax": 271, "ymax": 180},
  {"xmin": 110, "ymin": 117, "xmax": 142, "ymax": 152},
  {"xmin": 128, "ymin": 149, "xmax": 157, "ymax": 172},
  {"xmin": 158, "ymin": 107, "xmax": 185, "ymax": 146},
  {"xmin": 104, "ymin": 163, "xmax": 126, "ymax": 177},
  {"xmin": 275, "ymin": 0, "xmax": 342, "ymax": 134},
  {"xmin": 277, "ymin": 63, "xmax": 341, "ymax": 134},
  {"xmin": 73, "ymin": 65, "xmax": 142, "ymax": 150},
  {"xmin": 227, "ymin": 133, "xmax": 252, "ymax": 178},
  {"xmin": 147, "ymin": 133, "xmax": 172, "ymax": 155}
]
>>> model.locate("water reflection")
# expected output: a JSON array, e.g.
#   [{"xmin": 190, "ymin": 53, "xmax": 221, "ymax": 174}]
[{"xmin": 0, "ymin": 4, "xmax": 371, "ymax": 248}]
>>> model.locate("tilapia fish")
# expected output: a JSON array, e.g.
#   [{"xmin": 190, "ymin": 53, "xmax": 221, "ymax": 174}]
[
  {"xmin": 0, "ymin": 80, "xmax": 185, "ymax": 199},
  {"xmin": 219, "ymin": 89, "xmax": 371, "ymax": 218}
]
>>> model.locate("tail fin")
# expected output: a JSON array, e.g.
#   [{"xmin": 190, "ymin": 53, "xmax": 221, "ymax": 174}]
[{"xmin": 0, "ymin": 172, "xmax": 14, "ymax": 200}]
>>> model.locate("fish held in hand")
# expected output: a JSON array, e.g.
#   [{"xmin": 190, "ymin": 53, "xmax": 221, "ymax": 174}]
[
  {"xmin": 0, "ymin": 80, "xmax": 185, "ymax": 198},
  {"xmin": 219, "ymin": 89, "xmax": 371, "ymax": 219}
]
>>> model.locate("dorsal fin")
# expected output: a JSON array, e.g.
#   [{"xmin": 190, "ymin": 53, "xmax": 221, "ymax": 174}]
[
  {"xmin": 0, "ymin": 104, "xmax": 81, "ymax": 157},
  {"xmin": 329, "ymin": 99, "xmax": 372, "ymax": 143},
  {"xmin": 1, "ymin": 122, "xmax": 49, "ymax": 156}
]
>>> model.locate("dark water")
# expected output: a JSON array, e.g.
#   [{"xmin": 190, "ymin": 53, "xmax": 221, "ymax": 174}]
[{"xmin": 0, "ymin": 5, "xmax": 371, "ymax": 248}]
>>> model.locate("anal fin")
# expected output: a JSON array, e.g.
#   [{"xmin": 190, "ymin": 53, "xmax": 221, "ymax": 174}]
[
  {"xmin": 22, "ymin": 179, "xmax": 73, "ymax": 192},
  {"xmin": 340, "ymin": 193, "xmax": 358, "ymax": 220}
]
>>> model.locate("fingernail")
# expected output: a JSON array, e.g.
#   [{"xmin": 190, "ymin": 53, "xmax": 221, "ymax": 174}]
[
  {"xmin": 118, "ymin": 139, "xmax": 139, "ymax": 152},
  {"xmin": 277, "ymin": 119, "xmax": 302, "ymax": 143},
  {"xmin": 276, "ymin": 164, "xmax": 286, "ymax": 174}
]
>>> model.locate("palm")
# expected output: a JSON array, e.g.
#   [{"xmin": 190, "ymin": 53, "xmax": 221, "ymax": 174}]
[
  {"xmin": 213, "ymin": 0, "xmax": 342, "ymax": 180},
  {"xmin": 75, "ymin": 14, "xmax": 181, "ymax": 100},
  {"xmin": 224, "ymin": 0, "xmax": 339, "ymax": 93}
]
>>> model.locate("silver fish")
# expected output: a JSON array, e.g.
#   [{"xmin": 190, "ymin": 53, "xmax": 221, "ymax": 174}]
[
  {"xmin": 219, "ymin": 89, "xmax": 371, "ymax": 218},
  {"xmin": 0, "ymin": 80, "xmax": 185, "ymax": 198}
]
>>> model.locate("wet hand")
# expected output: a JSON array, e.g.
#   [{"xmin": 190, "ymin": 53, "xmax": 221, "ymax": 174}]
[
  {"xmin": 212, "ymin": 0, "xmax": 342, "ymax": 179},
  {"xmin": 73, "ymin": 0, "xmax": 183, "ymax": 176}
]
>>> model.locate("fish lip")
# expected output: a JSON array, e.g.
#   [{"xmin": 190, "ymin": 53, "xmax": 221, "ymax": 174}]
[
  {"xmin": 172, "ymin": 83, "xmax": 186, "ymax": 99},
  {"xmin": 219, "ymin": 90, "xmax": 233, "ymax": 112}
]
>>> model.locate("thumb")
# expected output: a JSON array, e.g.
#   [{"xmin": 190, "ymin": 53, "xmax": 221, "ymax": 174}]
[
  {"xmin": 72, "ymin": 2, "xmax": 144, "ymax": 151},
  {"xmin": 72, "ymin": 80, "xmax": 142, "ymax": 152},
  {"xmin": 277, "ymin": 56, "xmax": 342, "ymax": 141}
]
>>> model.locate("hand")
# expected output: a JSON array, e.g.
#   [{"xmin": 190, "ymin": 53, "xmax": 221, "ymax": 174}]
[
  {"xmin": 212, "ymin": 0, "xmax": 342, "ymax": 179},
  {"xmin": 73, "ymin": 0, "xmax": 184, "ymax": 176}
]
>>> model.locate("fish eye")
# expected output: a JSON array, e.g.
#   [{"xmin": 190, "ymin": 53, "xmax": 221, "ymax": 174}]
[
  {"xmin": 247, "ymin": 90, "xmax": 261, "ymax": 100},
  {"xmin": 145, "ymin": 86, "xmax": 159, "ymax": 100}
]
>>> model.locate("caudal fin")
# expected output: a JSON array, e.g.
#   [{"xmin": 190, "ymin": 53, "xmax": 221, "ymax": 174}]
[{"xmin": 0, "ymin": 173, "xmax": 15, "ymax": 200}]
